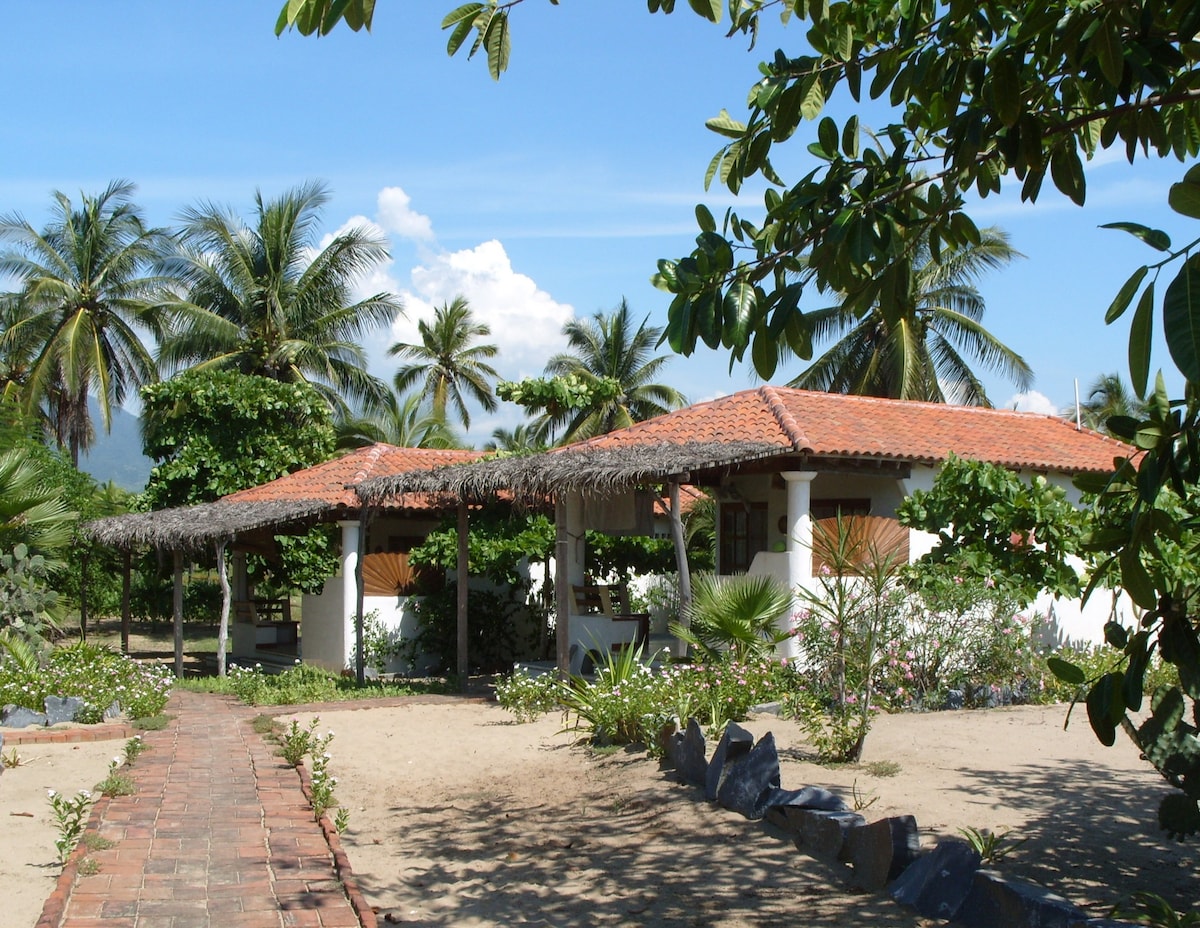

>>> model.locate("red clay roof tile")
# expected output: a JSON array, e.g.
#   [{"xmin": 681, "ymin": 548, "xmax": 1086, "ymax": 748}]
[
  {"xmin": 568, "ymin": 387, "xmax": 1128, "ymax": 475},
  {"xmin": 222, "ymin": 445, "xmax": 483, "ymax": 509}
]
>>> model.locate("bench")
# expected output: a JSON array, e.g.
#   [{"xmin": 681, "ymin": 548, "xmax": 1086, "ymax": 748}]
[{"xmin": 568, "ymin": 584, "xmax": 650, "ymax": 669}]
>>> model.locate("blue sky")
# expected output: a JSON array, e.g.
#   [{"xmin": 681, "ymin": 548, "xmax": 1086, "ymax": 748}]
[{"xmin": 2, "ymin": 3, "xmax": 1193, "ymax": 445}]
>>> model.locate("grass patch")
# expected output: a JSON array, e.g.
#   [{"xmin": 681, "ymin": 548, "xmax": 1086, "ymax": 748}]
[
  {"xmin": 863, "ymin": 760, "xmax": 902, "ymax": 778},
  {"xmin": 131, "ymin": 714, "xmax": 173, "ymax": 731},
  {"xmin": 226, "ymin": 662, "xmax": 453, "ymax": 707},
  {"xmin": 176, "ymin": 676, "xmax": 238, "ymax": 695},
  {"xmin": 95, "ymin": 771, "xmax": 136, "ymax": 797},
  {"xmin": 251, "ymin": 714, "xmax": 281, "ymax": 736},
  {"xmin": 83, "ymin": 833, "xmax": 116, "ymax": 852},
  {"xmin": 77, "ymin": 858, "xmax": 101, "ymax": 876}
]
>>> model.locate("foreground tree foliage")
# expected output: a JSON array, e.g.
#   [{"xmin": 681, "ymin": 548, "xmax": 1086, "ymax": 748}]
[{"xmin": 277, "ymin": 0, "xmax": 1200, "ymax": 378}]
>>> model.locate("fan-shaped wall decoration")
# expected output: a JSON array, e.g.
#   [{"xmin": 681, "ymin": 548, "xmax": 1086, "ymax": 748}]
[
  {"xmin": 362, "ymin": 552, "xmax": 419, "ymax": 596},
  {"xmin": 811, "ymin": 515, "xmax": 909, "ymax": 576}
]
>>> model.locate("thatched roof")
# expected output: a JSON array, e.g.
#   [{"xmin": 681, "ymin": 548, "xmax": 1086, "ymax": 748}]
[
  {"xmin": 357, "ymin": 441, "xmax": 785, "ymax": 506},
  {"xmin": 84, "ymin": 499, "xmax": 332, "ymax": 553}
]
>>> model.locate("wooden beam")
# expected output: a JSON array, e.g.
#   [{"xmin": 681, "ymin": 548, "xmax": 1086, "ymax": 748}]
[{"xmin": 120, "ymin": 551, "xmax": 131, "ymax": 655}]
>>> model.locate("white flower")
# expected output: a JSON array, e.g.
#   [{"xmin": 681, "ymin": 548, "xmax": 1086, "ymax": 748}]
[
  {"xmin": 79, "ymin": 790, "xmax": 92, "ymax": 799},
  {"xmin": 112, "ymin": 756, "xmax": 123, "ymax": 766},
  {"xmin": 47, "ymin": 789, "xmax": 57, "ymax": 799}
]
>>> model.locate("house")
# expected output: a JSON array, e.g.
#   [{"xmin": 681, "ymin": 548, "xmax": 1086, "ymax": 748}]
[{"xmin": 358, "ymin": 386, "xmax": 1133, "ymax": 671}]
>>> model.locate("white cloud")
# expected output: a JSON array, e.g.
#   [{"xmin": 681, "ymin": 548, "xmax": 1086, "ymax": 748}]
[
  {"xmin": 376, "ymin": 186, "xmax": 435, "ymax": 242},
  {"xmin": 395, "ymin": 240, "xmax": 575, "ymax": 379},
  {"xmin": 1006, "ymin": 390, "xmax": 1058, "ymax": 415}
]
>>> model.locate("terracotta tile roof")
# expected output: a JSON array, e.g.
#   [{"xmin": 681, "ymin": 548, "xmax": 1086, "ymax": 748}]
[
  {"xmin": 222, "ymin": 445, "xmax": 484, "ymax": 509},
  {"xmin": 568, "ymin": 386, "xmax": 1129, "ymax": 475}
]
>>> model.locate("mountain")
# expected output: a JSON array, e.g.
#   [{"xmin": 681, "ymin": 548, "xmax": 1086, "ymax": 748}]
[{"xmin": 79, "ymin": 399, "xmax": 153, "ymax": 492}]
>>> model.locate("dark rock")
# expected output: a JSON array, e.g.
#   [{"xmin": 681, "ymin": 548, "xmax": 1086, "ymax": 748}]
[
  {"xmin": 763, "ymin": 786, "xmax": 850, "ymax": 838},
  {"xmin": 890, "ymin": 836, "xmax": 981, "ymax": 920},
  {"xmin": 715, "ymin": 731, "xmax": 781, "ymax": 819},
  {"xmin": 705, "ymin": 722, "xmax": 754, "ymax": 800},
  {"xmin": 676, "ymin": 718, "xmax": 708, "ymax": 788},
  {"xmin": 103, "ymin": 700, "xmax": 122, "ymax": 720},
  {"xmin": 794, "ymin": 808, "xmax": 867, "ymax": 861},
  {"xmin": 958, "ymin": 869, "xmax": 1086, "ymax": 928},
  {"xmin": 2, "ymin": 704, "xmax": 48, "ymax": 728},
  {"xmin": 44, "ymin": 695, "xmax": 85, "ymax": 725},
  {"xmin": 843, "ymin": 814, "xmax": 922, "ymax": 890},
  {"xmin": 944, "ymin": 689, "xmax": 965, "ymax": 710}
]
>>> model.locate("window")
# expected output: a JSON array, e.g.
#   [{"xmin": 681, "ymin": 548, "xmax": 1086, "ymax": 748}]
[{"xmin": 720, "ymin": 503, "xmax": 768, "ymax": 574}]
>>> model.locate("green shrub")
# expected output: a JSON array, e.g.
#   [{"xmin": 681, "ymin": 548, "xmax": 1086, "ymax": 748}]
[{"xmin": 407, "ymin": 586, "xmax": 527, "ymax": 673}]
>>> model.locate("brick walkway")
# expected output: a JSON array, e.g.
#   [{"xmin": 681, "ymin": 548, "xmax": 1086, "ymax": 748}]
[{"xmin": 45, "ymin": 690, "xmax": 366, "ymax": 928}]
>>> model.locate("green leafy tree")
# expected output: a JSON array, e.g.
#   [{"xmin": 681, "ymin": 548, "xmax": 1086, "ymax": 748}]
[
  {"xmin": 277, "ymin": 1, "xmax": 1200, "ymax": 377},
  {"xmin": 157, "ymin": 181, "xmax": 401, "ymax": 417},
  {"xmin": 541, "ymin": 299, "xmax": 685, "ymax": 442},
  {"xmin": 142, "ymin": 369, "xmax": 335, "ymax": 508},
  {"xmin": 898, "ymin": 454, "xmax": 1086, "ymax": 606},
  {"xmin": 0, "ymin": 181, "xmax": 172, "ymax": 464},
  {"xmin": 789, "ymin": 227, "xmax": 1031, "ymax": 405},
  {"xmin": 389, "ymin": 296, "xmax": 499, "ymax": 431}
]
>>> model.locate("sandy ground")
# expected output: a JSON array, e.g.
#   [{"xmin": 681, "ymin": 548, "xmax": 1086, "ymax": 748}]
[
  {"xmin": 5, "ymin": 701, "xmax": 1198, "ymax": 927},
  {"xmin": 0, "ymin": 738, "xmax": 120, "ymax": 927},
  {"xmin": 300, "ymin": 702, "xmax": 1198, "ymax": 927}
]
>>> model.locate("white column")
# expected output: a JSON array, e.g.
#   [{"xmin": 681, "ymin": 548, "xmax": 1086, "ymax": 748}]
[
  {"xmin": 781, "ymin": 471, "xmax": 818, "ymax": 660},
  {"xmin": 339, "ymin": 520, "xmax": 360, "ymax": 667}
]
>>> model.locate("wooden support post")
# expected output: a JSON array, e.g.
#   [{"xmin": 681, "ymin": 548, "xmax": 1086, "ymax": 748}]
[
  {"xmin": 456, "ymin": 500, "xmax": 470, "ymax": 691},
  {"xmin": 216, "ymin": 540, "xmax": 230, "ymax": 677},
  {"xmin": 172, "ymin": 549, "xmax": 184, "ymax": 679},
  {"xmin": 554, "ymin": 498, "xmax": 570, "ymax": 677},
  {"xmin": 120, "ymin": 550, "xmax": 131, "ymax": 654},
  {"xmin": 355, "ymin": 507, "xmax": 368, "ymax": 685}
]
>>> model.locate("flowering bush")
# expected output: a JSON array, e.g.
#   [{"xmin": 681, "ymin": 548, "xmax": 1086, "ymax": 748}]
[
  {"xmin": 46, "ymin": 788, "xmax": 93, "ymax": 865},
  {"xmin": 495, "ymin": 668, "xmax": 559, "ymax": 722},
  {"xmin": 0, "ymin": 640, "xmax": 172, "ymax": 722}
]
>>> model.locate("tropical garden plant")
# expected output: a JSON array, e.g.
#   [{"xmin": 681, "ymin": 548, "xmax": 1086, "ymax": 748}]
[{"xmin": 671, "ymin": 572, "xmax": 792, "ymax": 663}]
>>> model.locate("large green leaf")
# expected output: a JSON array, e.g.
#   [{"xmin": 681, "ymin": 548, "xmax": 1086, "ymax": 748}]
[
  {"xmin": 1168, "ymin": 178, "xmax": 1200, "ymax": 220},
  {"xmin": 1163, "ymin": 254, "xmax": 1200, "ymax": 383},
  {"xmin": 1105, "ymin": 265, "xmax": 1148, "ymax": 323},
  {"xmin": 1128, "ymin": 282, "xmax": 1154, "ymax": 397},
  {"xmin": 1099, "ymin": 222, "xmax": 1171, "ymax": 252},
  {"xmin": 687, "ymin": 0, "xmax": 721, "ymax": 22}
]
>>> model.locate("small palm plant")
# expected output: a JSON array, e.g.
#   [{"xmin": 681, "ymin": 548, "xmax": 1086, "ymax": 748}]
[{"xmin": 671, "ymin": 572, "xmax": 793, "ymax": 663}]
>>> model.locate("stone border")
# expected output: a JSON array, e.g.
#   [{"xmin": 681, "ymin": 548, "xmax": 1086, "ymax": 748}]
[
  {"xmin": 667, "ymin": 718, "xmax": 1138, "ymax": 928},
  {"xmin": 297, "ymin": 761, "xmax": 378, "ymax": 928}
]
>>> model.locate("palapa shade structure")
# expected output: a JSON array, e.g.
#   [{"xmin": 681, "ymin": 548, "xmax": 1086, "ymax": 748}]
[
  {"xmin": 355, "ymin": 441, "xmax": 784, "ymax": 506},
  {"xmin": 86, "ymin": 499, "xmax": 332, "ymax": 554},
  {"xmin": 83, "ymin": 445, "xmax": 484, "ymax": 681}
]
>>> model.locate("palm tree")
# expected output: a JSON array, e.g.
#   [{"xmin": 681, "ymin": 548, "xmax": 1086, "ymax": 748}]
[
  {"xmin": 789, "ymin": 227, "xmax": 1031, "ymax": 406},
  {"xmin": 484, "ymin": 422, "xmax": 548, "ymax": 453},
  {"xmin": 0, "ymin": 181, "xmax": 172, "ymax": 464},
  {"xmin": 157, "ymin": 181, "xmax": 401, "ymax": 416},
  {"xmin": 1063, "ymin": 373, "xmax": 1147, "ymax": 434},
  {"xmin": 542, "ymin": 298, "xmax": 686, "ymax": 442},
  {"xmin": 389, "ymin": 296, "xmax": 499, "ymax": 431},
  {"xmin": 334, "ymin": 391, "xmax": 465, "ymax": 450}
]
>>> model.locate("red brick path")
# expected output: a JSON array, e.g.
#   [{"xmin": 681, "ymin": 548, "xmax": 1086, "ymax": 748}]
[{"xmin": 42, "ymin": 690, "xmax": 368, "ymax": 928}]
